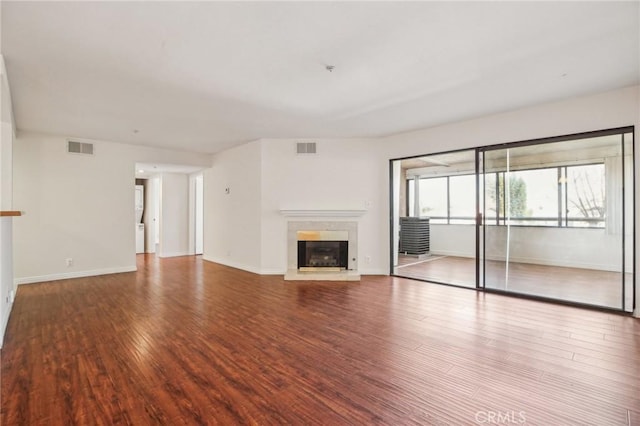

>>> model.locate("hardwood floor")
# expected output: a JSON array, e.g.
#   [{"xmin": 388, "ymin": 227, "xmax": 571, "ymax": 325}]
[
  {"xmin": 2, "ymin": 255, "xmax": 640, "ymax": 425},
  {"xmin": 395, "ymin": 255, "xmax": 634, "ymax": 310}
]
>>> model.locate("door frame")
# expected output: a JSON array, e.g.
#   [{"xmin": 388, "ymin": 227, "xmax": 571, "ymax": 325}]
[{"xmin": 390, "ymin": 126, "xmax": 636, "ymax": 313}]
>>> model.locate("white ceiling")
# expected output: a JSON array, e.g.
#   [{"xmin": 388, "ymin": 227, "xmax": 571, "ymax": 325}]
[{"xmin": 3, "ymin": 1, "xmax": 639, "ymax": 154}]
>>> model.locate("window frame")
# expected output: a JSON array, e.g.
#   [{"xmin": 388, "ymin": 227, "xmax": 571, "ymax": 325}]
[{"xmin": 408, "ymin": 162, "xmax": 606, "ymax": 228}]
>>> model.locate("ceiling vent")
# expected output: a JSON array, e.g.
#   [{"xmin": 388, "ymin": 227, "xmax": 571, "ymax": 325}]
[
  {"xmin": 68, "ymin": 140, "xmax": 94, "ymax": 155},
  {"xmin": 296, "ymin": 142, "xmax": 316, "ymax": 154}
]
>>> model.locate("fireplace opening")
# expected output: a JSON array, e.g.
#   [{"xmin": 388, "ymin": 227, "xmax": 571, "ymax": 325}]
[{"xmin": 298, "ymin": 240, "xmax": 348, "ymax": 271}]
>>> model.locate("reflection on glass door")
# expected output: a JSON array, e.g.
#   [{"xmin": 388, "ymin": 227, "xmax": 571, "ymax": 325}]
[{"xmin": 480, "ymin": 130, "xmax": 634, "ymax": 311}]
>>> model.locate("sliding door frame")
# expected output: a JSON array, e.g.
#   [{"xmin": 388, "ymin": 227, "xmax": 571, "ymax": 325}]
[{"xmin": 390, "ymin": 126, "xmax": 635, "ymax": 314}]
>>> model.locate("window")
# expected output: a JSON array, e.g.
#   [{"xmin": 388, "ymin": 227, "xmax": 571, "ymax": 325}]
[
  {"xmin": 487, "ymin": 164, "xmax": 605, "ymax": 228},
  {"xmin": 487, "ymin": 168, "xmax": 559, "ymax": 226},
  {"xmin": 449, "ymin": 175, "xmax": 476, "ymax": 224},
  {"xmin": 408, "ymin": 174, "xmax": 475, "ymax": 225},
  {"xmin": 566, "ymin": 164, "xmax": 605, "ymax": 227},
  {"xmin": 418, "ymin": 177, "xmax": 447, "ymax": 222},
  {"xmin": 407, "ymin": 163, "xmax": 605, "ymax": 228}
]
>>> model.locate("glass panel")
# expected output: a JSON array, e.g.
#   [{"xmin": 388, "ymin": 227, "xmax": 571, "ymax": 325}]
[
  {"xmin": 482, "ymin": 133, "xmax": 627, "ymax": 309},
  {"xmin": 392, "ymin": 150, "xmax": 477, "ymax": 288},
  {"xmin": 419, "ymin": 177, "xmax": 447, "ymax": 223},
  {"xmin": 623, "ymin": 132, "xmax": 634, "ymax": 312},
  {"xmin": 484, "ymin": 172, "xmax": 499, "ymax": 225},
  {"xmin": 483, "ymin": 149, "xmax": 509, "ymax": 290},
  {"xmin": 566, "ymin": 164, "xmax": 605, "ymax": 228},
  {"xmin": 449, "ymin": 175, "xmax": 476, "ymax": 224},
  {"xmin": 507, "ymin": 168, "xmax": 558, "ymax": 226}
]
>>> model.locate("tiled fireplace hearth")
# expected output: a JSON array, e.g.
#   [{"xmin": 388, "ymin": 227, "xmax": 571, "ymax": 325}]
[{"xmin": 284, "ymin": 221, "xmax": 360, "ymax": 281}]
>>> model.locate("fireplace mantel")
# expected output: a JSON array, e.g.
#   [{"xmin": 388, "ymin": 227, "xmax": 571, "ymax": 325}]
[{"xmin": 279, "ymin": 209, "xmax": 366, "ymax": 217}]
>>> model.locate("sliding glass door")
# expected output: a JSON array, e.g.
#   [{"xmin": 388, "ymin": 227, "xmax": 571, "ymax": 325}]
[
  {"xmin": 391, "ymin": 127, "xmax": 634, "ymax": 312},
  {"xmin": 479, "ymin": 129, "xmax": 634, "ymax": 311},
  {"xmin": 391, "ymin": 149, "xmax": 477, "ymax": 288}
]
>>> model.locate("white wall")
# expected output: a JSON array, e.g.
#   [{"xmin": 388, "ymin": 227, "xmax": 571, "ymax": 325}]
[
  {"xmin": 0, "ymin": 217, "xmax": 14, "ymax": 345},
  {"xmin": 383, "ymin": 86, "xmax": 639, "ymax": 159},
  {"xmin": 259, "ymin": 138, "xmax": 387, "ymax": 274},
  {"xmin": 203, "ymin": 140, "xmax": 262, "ymax": 273},
  {"xmin": 202, "ymin": 138, "xmax": 387, "ymax": 275},
  {"xmin": 429, "ymin": 224, "xmax": 476, "ymax": 258},
  {"xmin": 13, "ymin": 133, "xmax": 211, "ymax": 284},
  {"xmin": 158, "ymin": 173, "xmax": 190, "ymax": 257},
  {"xmin": 0, "ymin": 58, "xmax": 13, "ymax": 211}
]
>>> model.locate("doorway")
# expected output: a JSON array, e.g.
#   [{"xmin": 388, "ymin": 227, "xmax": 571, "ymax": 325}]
[{"xmin": 135, "ymin": 163, "xmax": 205, "ymax": 258}]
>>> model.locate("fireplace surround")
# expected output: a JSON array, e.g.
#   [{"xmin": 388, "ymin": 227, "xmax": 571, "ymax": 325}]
[
  {"xmin": 285, "ymin": 221, "xmax": 360, "ymax": 281},
  {"xmin": 297, "ymin": 230, "xmax": 348, "ymax": 271}
]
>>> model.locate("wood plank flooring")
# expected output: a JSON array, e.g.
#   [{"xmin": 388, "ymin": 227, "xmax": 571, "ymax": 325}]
[
  {"xmin": 2, "ymin": 255, "xmax": 640, "ymax": 425},
  {"xmin": 395, "ymin": 255, "xmax": 634, "ymax": 310}
]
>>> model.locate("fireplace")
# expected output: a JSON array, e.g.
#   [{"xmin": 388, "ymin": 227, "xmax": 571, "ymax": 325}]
[
  {"xmin": 297, "ymin": 230, "xmax": 348, "ymax": 271},
  {"xmin": 298, "ymin": 240, "xmax": 348, "ymax": 270},
  {"xmin": 285, "ymin": 222, "xmax": 359, "ymax": 281}
]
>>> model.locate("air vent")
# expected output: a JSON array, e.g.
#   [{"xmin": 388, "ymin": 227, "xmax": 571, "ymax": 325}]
[
  {"xmin": 68, "ymin": 141, "xmax": 94, "ymax": 155},
  {"xmin": 296, "ymin": 142, "xmax": 316, "ymax": 154}
]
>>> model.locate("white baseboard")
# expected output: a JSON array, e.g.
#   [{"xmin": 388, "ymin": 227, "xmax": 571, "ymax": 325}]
[
  {"xmin": 260, "ymin": 268, "xmax": 286, "ymax": 275},
  {"xmin": 157, "ymin": 251, "xmax": 190, "ymax": 258},
  {"xmin": 201, "ymin": 255, "xmax": 262, "ymax": 275},
  {"xmin": 201, "ymin": 257, "xmax": 389, "ymax": 277},
  {"xmin": 15, "ymin": 265, "xmax": 137, "ymax": 285}
]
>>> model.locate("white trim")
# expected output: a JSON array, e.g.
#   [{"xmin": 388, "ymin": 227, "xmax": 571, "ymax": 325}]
[
  {"xmin": 260, "ymin": 268, "xmax": 286, "ymax": 275},
  {"xmin": 280, "ymin": 209, "xmax": 366, "ymax": 217},
  {"xmin": 15, "ymin": 265, "xmax": 137, "ymax": 285},
  {"xmin": 202, "ymin": 255, "xmax": 262, "ymax": 275}
]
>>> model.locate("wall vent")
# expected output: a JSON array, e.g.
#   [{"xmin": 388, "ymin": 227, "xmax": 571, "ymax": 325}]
[
  {"xmin": 68, "ymin": 140, "xmax": 94, "ymax": 155},
  {"xmin": 296, "ymin": 142, "xmax": 316, "ymax": 154}
]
